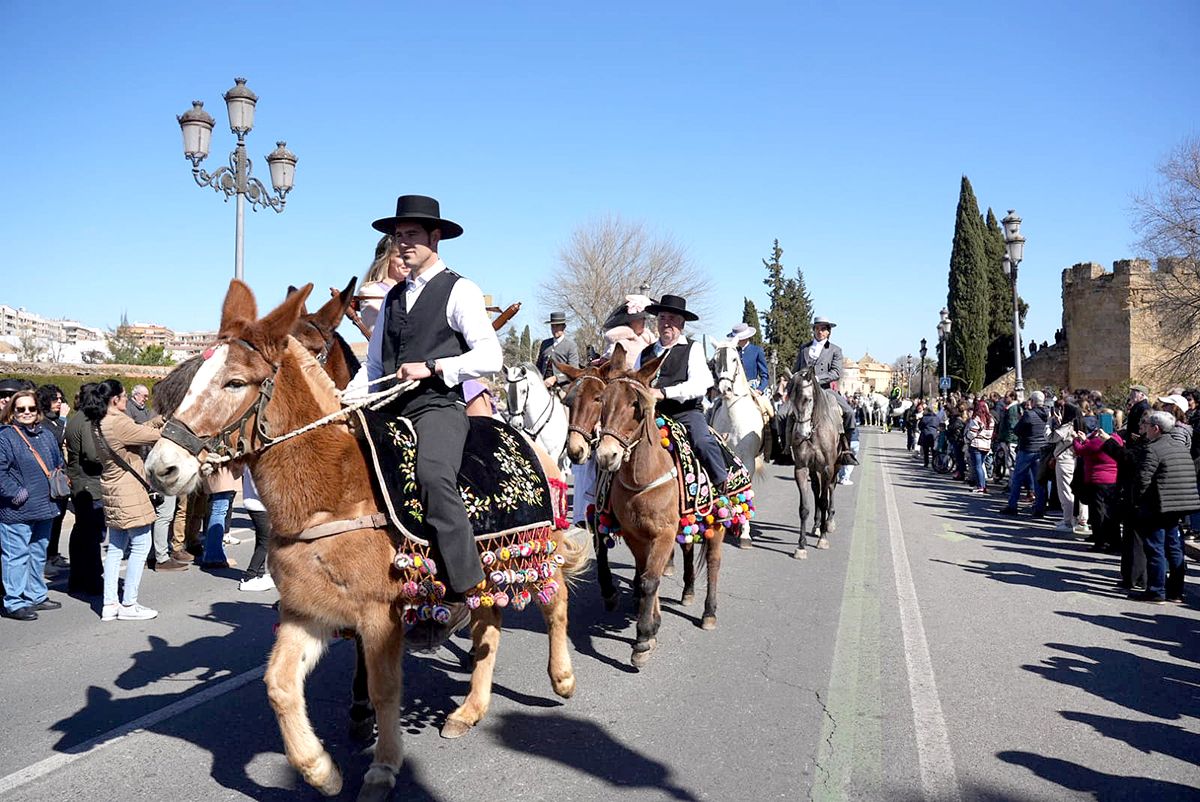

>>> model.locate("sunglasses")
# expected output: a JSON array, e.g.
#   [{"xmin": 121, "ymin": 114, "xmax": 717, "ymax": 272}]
[{"xmin": 13, "ymin": 405, "xmax": 37, "ymax": 413}]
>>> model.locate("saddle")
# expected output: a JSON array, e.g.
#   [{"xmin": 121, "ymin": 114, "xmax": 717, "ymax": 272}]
[
  {"xmin": 356, "ymin": 409, "xmax": 570, "ymax": 622},
  {"xmin": 595, "ymin": 413, "xmax": 755, "ymax": 545}
]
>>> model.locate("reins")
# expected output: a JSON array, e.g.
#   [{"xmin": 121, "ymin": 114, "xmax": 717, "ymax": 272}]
[{"xmin": 566, "ymin": 373, "xmax": 607, "ymax": 445}]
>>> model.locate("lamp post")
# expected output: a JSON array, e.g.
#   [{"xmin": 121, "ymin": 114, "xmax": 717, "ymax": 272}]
[
  {"xmin": 178, "ymin": 78, "xmax": 297, "ymax": 282},
  {"xmin": 905, "ymin": 353, "xmax": 913, "ymax": 397},
  {"xmin": 919, "ymin": 338, "xmax": 928, "ymax": 399},
  {"xmin": 1001, "ymin": 210, "xmax": 1027, "ymax": 401},
  {"xmin": 937, "ymin": 307, "xmax": 952, "ymax": 400}
]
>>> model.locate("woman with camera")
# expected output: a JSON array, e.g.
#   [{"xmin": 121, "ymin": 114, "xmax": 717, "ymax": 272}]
[
  {"xmin": 84, "ymin": 379, "xmax": 164, "ymax": 622},
  {"xmin": 0, "ymin": 389, "xmax": 66, "ymax": 621}
]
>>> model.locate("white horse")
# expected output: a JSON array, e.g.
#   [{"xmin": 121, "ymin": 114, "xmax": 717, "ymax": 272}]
[
  {"xmin": 889, "ymin": 398, "xmax": 913, "ymax": 429},
  {"xmin": 710, "ymin": 341, "xmax": 765, "ymax": 542},
  {"xmin": 866, "ymin": 392, "xmax": 891, "ymax": 428},
  {"xmin": 504, "ymin": 363, "xmax": 569, "ymax": 469}
]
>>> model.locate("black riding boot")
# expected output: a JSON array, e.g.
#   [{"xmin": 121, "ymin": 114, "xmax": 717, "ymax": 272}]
[{"xmin": 838, "ymin": 410, "xmax": 860, "ymax": 466}]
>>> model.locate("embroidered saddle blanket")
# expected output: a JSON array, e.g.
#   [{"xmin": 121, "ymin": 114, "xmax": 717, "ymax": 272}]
[
  {"xmin": 356, "ymin": 409, "xmax": 569, "ymax": 619},
  {"xmin": 595, "ymin": 414, "xmax": 755, "ymax": 543}
]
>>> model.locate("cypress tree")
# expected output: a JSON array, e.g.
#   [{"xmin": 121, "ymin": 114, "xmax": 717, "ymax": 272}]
[
  {"xmin": 983, "ymin": 207, "xmax": 1030, "ymax": 385},
  {"xmin": 946, "ymin": 176, "xmax": 990, "ymax": 392},
  {"xmin": 763, "ymin": 240, "xmax": 817, "ymax": 372},
  {"xmin": 762, "ymin": 240, "xmax": 787, "ymax": 367},
  {"xmin": 519, "ymin": 324, "xmax": 533, "ymax": 364},
  {"xmin": 741, "ymin": 298, "xmax": 764, "ymax": 346}
]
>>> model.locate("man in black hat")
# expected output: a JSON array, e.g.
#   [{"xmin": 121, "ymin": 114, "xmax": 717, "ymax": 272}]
[
  {"xmin": 536, "ymin": 312, "xmax": 579, "ymax": 389},
  {"xmin": 793, "ymin": 316, "xmax": 858, "ymax": 464},
  {"xmin": 354, "ymin": 194, "xmax": 502, "ymax": 649},
  {"xmin": 634, "ymin": 294, "xmax": 728, "ymax": 489}
]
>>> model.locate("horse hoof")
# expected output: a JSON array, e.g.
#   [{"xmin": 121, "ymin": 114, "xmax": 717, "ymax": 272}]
[
  {"xmin": 792, "ymin": 548, "xmax": 808, "ymax": 560},
  {"xmin": 816, "ymin": 537, "xmax": 830, "ymax": 550},
  {"xmin": 356, "ymin": 764, "xmax": 396, "ymax": 802},
  {"xmin": 602, "ymin": 593, "xmax": 619, "ymax": 612},
  {"xmin": 631, "ymin": 639, "xmax": 658, "ymax": 668},
  {"xmin": 681, "ymin": 592, "xmax": 695, "ymax": 606},
  {"xmin": 824, "ymin": 520, "xmax": 837, "ymax": 534},
  {"xmin": 701, "ymin": 615, "xmax": 717, "ymax": 631},
  {"xmin": 309, "ymin": 755, "xmax": 343, "ymax": 797},
  {"xmin": 348, "ymin": 712, "xmax": 377, "ymax": 743},
  {"xmin": 552, "ymin": 673, "xmax": 576, "ymax": 699},
  {"xmin": 738, "ymin": 534, "xmax": 752, "ymax": 546},
  {"xmin": 663, "ymin": 562, "xmax": 676, "ymax": 577},
  {"xmin": 440, "ymin": 716, "xmax": 474, "ymax": 740}
]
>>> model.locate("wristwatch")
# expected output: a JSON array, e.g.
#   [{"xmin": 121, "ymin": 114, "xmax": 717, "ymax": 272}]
[{"xmin": 424, "ymin": 358, "xmax": 438, "ymax": 375}]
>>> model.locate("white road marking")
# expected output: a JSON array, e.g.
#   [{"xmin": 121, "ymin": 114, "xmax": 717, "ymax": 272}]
[
  {"xmin": 879, "ymin": 454, "xmax": 961, "ymax": 801},
  {"xmin": 0, "ymin": 661, "xmax": 266, "ymax": 795}
]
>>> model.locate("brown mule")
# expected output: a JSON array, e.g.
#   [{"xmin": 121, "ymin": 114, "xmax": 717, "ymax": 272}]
[
  {"xmin": 591, "ymin": 348, "xmax": 722, "ymax": 668},
  {"xmin": 145, "ymin": 281, "xmax": 587, "ymax": 802}
]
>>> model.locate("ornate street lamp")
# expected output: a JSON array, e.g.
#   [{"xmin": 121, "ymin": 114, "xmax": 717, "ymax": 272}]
[
  {"xmin": 905, "ymin": 353, "xmax": 913, "ymax": 397},
  {"xmin": 937, "ymin": 307, "xmax": 952, "ymax": 399},
  {"xmin": 1001, "ymin": 209, "xmax": 1027, "ymax": 401},
  {"xmin": 177, "ymin": 78, "xmax": 297, "ymax": 281},
  {"xmin": 919, "ymin": 338, "xmax": 928, "ymax": 399}
]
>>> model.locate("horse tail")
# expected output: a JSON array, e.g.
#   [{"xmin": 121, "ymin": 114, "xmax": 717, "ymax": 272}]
[{"xmin": 555, "ymin": 525, "xmax": 592, "ymax": 586}]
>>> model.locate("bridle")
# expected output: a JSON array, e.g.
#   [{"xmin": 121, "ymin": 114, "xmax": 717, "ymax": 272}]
[
  {"xmin": 300, "ymin": 319, "xmax": 335, "ymax": 366},
  {"xmin": 597, "ymin": 375, "xmax": 679, "ymax": 494},
  {"xmin": 597, "ymin": 376, "xmax": 650, "ymax": 464},
  {"xmin": 716, "ymin": 346, "xmax": 750, "ymax": 401},
  {"xmin": 506, "ymin": 368, "xmax": 560, "ymax": 439},
  {"xmin": 565, "ymin": 373, "xmax": 607, "ymax": 446}
]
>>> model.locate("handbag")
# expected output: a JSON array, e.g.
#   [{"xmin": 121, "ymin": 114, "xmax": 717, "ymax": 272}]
[
  {"xmin": 12, "ymin": 427, "xmax": 71, "ymax": 500},
  {"xmin": 94, "ymin": 424, "xmax": 164, "ymax": 507}
]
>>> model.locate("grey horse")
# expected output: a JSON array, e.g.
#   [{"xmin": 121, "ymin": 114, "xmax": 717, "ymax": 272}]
[{"xmin": 787, "ymin": 366, "xmax": 842, "ymax": 558}]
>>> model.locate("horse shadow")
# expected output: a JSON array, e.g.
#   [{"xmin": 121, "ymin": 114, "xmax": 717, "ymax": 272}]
[
  {"xmin": 998, "ymin": 751, "xmax": 1200, "ymax": 800},
  {"xmin": 494, "ymin": 710, "xmax": 701, "ymax": 801}
]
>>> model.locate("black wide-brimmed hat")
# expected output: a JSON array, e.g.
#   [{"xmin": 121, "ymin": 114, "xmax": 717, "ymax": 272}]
[
  {"xmin": 371, "ymin": 194, "xmax": 463, "ymax": 239},
  {"xmin": 545, "ymin": 312, "xmax": 567, "ymax": 325},
  {"xmin": 645, "ymin": 293, "xmax": 698, "ymax": 322}
]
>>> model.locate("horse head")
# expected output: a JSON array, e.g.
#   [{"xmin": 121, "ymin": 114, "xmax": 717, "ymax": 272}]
[
  {"xmin": 789, "ymin": 366, "xmax": 818, "ymax": 441},
  {"xmin": 557, "ymin": 356, "xmax": 615, "ymax": 464},
  {"xmin": 504, "ymin": 364, "xmax": 533, "ymax": 420},
  {"xmin": 714, "ymin": 342, "xmax": 747, "ymax": 397},
  {"xmin": 146, "ymin": 280, "xmax": 336, "ymax": 496},
  {"xmin": 289, "ymin": 278, "xmax": 357, "ymax": 390},
  {"xmin": 594, "ymin": 353, "xmax": 664, "ymax": 473}
]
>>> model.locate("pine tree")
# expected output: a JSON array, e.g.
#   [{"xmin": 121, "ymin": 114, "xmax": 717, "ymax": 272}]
[
  {"xmin": 501, "ymin": 328, "xmax": 521, "ymax": 368},
  {"xmin": 946, "ymin": 176, "xmax": 990, "ymax": 392},
  {"xmin": 762, "ymin": 240, "xmax": 815, "ymax": 372},
  {"xmin": 762, "ymin": 239, "xmax": 786, "ymax": 364},
  {"xmin": 519, "ymin": 325, "xmax": 533, "ymax": 364},
  {"xmin": 741, "ymin": 298, "xmax": 764, "ymax": 346}
]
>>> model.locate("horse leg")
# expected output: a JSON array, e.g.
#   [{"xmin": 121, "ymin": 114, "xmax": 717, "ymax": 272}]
[
  {"xmin": 815, "ymin": 473, "xmax": 832, "ymax": 549},
  {"xmin": 663, "ymin": 548, "xmax": 676, "ymax": 577},
  {"xmin": 701, "ymin": 537, "xmax": 722, "ymax": 630},
  {"xmin": 348, "ymin": 635, "xmax": 375, "ymax": 743},
  {"xmin": 793, "ymin": 464, "xmax": 814, "ymax": 559},
  {"xmin": 537, "ymin": 568, "xmax": 577, "ymax": 699},
  {"xmin": 594, "ymin": 530, "xmax": 619, "ymax": 611},
  {"xmin": 823, "ymin": 470, "xmax": 837, "ymax": 534},
  {"xmin": 264, "ymin": 614, "xmax": 341, "ymax": 797},
  {"xmin": 442, "ymin": 608, "xmax": 501, "ymax": 739},
  {"xmin": 356, "ymin": 616, "xmax": 405, "ymax": 802},
  {"xmin": 631, "ymin": 537, "xmax": 669, "ymax": 668},
  {"xmin": 681, "ymin": 541, "xmax": 696, "ymax": 606}
]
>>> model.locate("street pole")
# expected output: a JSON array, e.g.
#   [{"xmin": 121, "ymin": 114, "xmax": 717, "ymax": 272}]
[
  {"xmin": 178, "ymin": 78, "xmax": 297, "ymax": 282},
  {"xmin": 1010, "ymin": 273, "xmax": 1023, "ymax": 400},
  {"xmin": 919, "ymin": 338, "xmax": 927, "ymax": 400},
  {"xmin": 1002, "ymin": 210, "xmax": 1027, "ymax": 402}
]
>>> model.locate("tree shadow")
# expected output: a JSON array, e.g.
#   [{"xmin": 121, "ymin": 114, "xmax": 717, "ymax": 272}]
[
  {"xmin": 494, "ymin": 710, "xmax": 701, "ymax": 801},
  {"xmin": 998, "ymin": 750, "xmax": 1200, "ymax": 801}
]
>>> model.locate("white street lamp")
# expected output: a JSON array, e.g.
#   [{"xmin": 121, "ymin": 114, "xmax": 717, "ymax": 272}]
[
  {"xmin": 1001, "ymin": 210, "xmax": 1026, "ymax": 400},
  {"xmin": 177, "ymin": 78, "xmax": 296, "ymax": 281},
  {"xmin": 937, "ymin": 307, "xmax": 952, "ymax": 399}
]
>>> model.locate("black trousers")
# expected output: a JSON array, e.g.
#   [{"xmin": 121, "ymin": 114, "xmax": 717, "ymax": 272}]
[
  {"xmin": 673, "ymin": 408, "xmax": 728, "ymax": 488},
  {"xmin": 244, "ymin": 508, "xmax": 271, "ymax": 579},
  {"xmin": 410, "ymin": 404, "xmax": 484, "ymax": 594},
  {"xmin": 48, "ymin": 498, "xmax": 67, "ymax": 558},
  {"xmin": 1088, "ymin": 483, "xmax": 1121, "ymax": 550},
  {"xmin": 67, "ymin": 491, "xmax": 104, "ymax": 594}
]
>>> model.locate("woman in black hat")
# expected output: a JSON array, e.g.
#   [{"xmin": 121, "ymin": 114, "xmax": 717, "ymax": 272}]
[{"xmin": 633, "ymin": 295, "xmax": 728, "ymax": 489}]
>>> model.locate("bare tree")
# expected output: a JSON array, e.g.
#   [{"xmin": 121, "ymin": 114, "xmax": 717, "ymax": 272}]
[
  {"xmin": 538, "ymin": 215, "xmax": 714, "ymax": 358},
  {"xmin": 17, "ymin": 334, "xmax": 45, "ymax": 362},
  {"xmin": 1133, "ymin": 136, "xmax": 1200, "ymax": 378}
]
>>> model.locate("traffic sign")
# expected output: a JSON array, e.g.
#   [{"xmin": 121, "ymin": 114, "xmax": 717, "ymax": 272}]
[{"xmin": 939, "ymin": 376, "xmax": 951, "ymax": 390}]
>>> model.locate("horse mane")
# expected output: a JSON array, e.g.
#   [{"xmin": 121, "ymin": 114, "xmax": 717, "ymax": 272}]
[
  {"xmin": 333, "ymin": 331, "xmax": 361, "ymax": 375},
  {"xmin": 282, "ymin": 336, "xmax": 340, "ymax": 416},
  {"xmin": 153, "ymin": 355, "xmax": 204, "ymax": 416}
]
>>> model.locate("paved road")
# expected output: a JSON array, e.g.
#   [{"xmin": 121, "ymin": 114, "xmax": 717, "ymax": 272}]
[{"xmin": 1, "ymin": 429, "xmax": 1198, "ymax": 801}]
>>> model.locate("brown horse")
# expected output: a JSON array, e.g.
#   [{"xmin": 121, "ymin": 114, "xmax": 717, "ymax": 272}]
[
  {"xmin": 145, "ymin": 281, "xmax": 586, "ymax": 802},
  {"xmin": 591, "ymin": 350, "xmax": 722, "ymax": 667},
  {"xmin": 289, "ymin": 278, "xmax": 361, "ymax": 390}
]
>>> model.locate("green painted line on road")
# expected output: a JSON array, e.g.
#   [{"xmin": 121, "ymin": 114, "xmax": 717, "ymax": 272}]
[
  {"xmin": 938, "ymin": 524, "xmax": 969, "ymax": 544},
  {"xmin": 1062, "ymin": 591, "xmax": 1112, "ymax": 606},
  {"xmin": 812, "ymin": 437, "xmax": 882, "ymax": 802}
]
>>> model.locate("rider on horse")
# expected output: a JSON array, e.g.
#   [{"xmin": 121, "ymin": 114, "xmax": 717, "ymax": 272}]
[
  {"xmin": 354, "ymin": 194, "xmax": 502, "ymax": 649},
  {"xmin": 634, "ymin": 294, "xmax": 729, "ymax": 491},
  {"xmin": 792, "ymin": 315, "xmax": 859, "ymax": 465},
  {"xmin": 536, "ymin": 311, "xmax": 579, "ymax": 391}
]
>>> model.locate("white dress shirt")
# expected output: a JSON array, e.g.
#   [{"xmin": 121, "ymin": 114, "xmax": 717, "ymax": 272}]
[
  {"xmin": 348, "ymin": 259, "xmax": 502, "ymax": 398},
  {"xmin": 634, "ymin": 338, "xmax": 713, "ymax": 402}
]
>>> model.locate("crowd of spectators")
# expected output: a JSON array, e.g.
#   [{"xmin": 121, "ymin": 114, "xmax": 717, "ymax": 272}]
[
  {"xmin": 900, "ymin": 384, "xmax": 1199, "ymax": 605},
  {"xmin": 0, "ymin": 376, "xmax": 271, "ymax": 623}
]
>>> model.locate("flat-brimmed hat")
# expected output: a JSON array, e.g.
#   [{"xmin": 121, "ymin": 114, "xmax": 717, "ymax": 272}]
[
  {"xmin": 0, "ymin": 378, "xmax": 25, "ymax": 396},
  {"xmin": 545, "ymin": 312, "xmax": 567, "ymax": 325},
  {"xmin": 1159, "ymin": 394, "xmax": 1189, "ymax": 412},
  {"xmin": 727, "ymin": 322, "xmax": 756, "ymax": 341},
  {"xmin": 371, "ymin": 194, "xmax": 463, "ymax": 239},
  {"xmin": 645, "ymin": 294, "xmax": 699, "ymax": 322},
  {"xmin": 812, "ymin": 316, "xmax": 837, "ymax": 329},
  {"xmin": 1130, "ymin": 384, "xmax": 1149, "ymax": 395}
]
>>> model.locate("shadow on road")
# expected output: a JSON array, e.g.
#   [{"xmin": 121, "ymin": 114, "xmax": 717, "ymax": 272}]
[
  {"xmin": 998, "ymin": 751, "xmax": 1200, "ymax": 801},
  {"xmin": 495, "ymin": 710, "xmax": 701, "ymax": 801}
]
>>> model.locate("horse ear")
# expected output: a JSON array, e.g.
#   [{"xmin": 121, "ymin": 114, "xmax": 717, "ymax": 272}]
[
  {"xmin": 219, "ymin": 280, "xmax": 257, "ymax": 335},
  {"xmin": 610, "ymin": 343, "xmax": 627, "ymax": 370},
  {"xmin": 260, "ymin": 283, "xmax": 313, "ymax": 342},
  {"xmin": 285, "ymin": 284, "xmax": 311, "ymax": 316},
  {"xmin": 635, "ymin": 353, "xmax": 664, "ymax": 385},
  {"xmin": 311, "ymin": 277, "xmax": 357, "ymax": 330},
  {"xmin": 557, "ymin": 362, "xmax": 583, "ymax": 381}
]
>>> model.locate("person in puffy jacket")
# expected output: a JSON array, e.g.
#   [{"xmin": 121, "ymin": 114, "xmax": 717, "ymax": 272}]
[
  {"xmin": 1074, "ymin": 428, "xmax": 1124, "ymax": 553},
  {"xmin": 965, "ymin": 401, "xmax": 995, "ymax": 494},
  {"xmin": 918, "ymin": 406, "xmax": 941, "ymax": 469},
  {"xmin": 0, "ymin": 389, "xmax": 65, "ymax": 621},
  {"xmin": 1002, "ymin": 391, "xmax": 1051, "ymax": 516}
]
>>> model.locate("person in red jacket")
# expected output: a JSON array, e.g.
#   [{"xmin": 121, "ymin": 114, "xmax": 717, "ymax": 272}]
[{"xmin": 1074, "ymin": 428, "xmax": 1124, "ymax": 553}]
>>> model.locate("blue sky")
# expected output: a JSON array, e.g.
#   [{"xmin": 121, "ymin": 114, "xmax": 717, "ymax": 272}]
[{"xmin": 2, "ymin": 2, "xmax": 1197, "ymax": 365}]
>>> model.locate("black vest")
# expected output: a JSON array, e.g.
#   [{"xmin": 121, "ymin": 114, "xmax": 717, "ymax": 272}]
[
  {"xmin": 380, "ymin": 268, "xmax": 469, "ymax": 412},
  {"xmin": 640, "ymin": 338, "xmax": 702, "ymax": 416}
]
